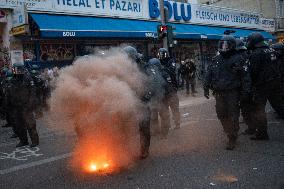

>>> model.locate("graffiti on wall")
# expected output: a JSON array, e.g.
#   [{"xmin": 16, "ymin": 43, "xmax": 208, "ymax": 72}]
[{"xmin": 40, "ymin": 44, "xmax": 74, "ymax": 62}]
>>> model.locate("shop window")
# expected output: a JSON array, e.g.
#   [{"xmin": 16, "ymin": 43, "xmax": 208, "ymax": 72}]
[
  {"xmin": 40, "ymin": 43, "xmax": 74, "ymax": 62},
  {"xmin": 23, "ymin": 43, "xmax": 36, "ymax": 62},
  {"xmin": 171, "ymin": 42, "xmax": 201, "ymax": 65}
]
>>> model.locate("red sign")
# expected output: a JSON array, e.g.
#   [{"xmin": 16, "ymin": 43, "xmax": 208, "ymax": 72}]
[{"xmin": 0, "ymin": 10, "xmax": 5, "ymax": 18}]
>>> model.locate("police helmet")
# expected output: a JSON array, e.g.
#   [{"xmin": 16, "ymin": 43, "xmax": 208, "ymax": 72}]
[
  {"xmin": 123, "ymin": 46, "xmax": 138, "ymax": 61},
  {"xmin": 148, "ymin": 58, "xmax": 161, "ymax": 67},
  {"xmin": 157, "ymin": 48, "xmax": 169, "ymax": 60},
  {"xmin": 218, "ymin": 35, "xmax": 237, "ymax": 54},
  {"xmin": 246, "ymin": 32, "xmax": 265, "ymax": 50},
  {"xmin": 12, "ymin": 63, "xmax": 25, "ymax": 75},
  {"xmin": 235, "ymin": 38, "xmax": 247, "ymax": 51}
]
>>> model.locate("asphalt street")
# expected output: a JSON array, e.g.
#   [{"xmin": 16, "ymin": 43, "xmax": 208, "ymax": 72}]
[{"xmin": 0, "ymin": 93, "xmax": 283, "ymax": 189}]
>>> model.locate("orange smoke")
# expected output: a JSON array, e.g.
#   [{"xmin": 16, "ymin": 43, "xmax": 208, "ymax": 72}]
[{"xmin": 48, "ymin": 48, "xmax": 146, "ymax": 174}]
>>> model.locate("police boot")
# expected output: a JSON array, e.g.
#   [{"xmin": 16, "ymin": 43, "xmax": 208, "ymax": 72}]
[
  {"xmin": 250, "ymin": 131, "xmax": 269, "ymax": 140},
  {"xmin": 28, "ymin": 129, "xmax": 39, "ymax": 147},
  {"xmin": 226, "ymin": 135, "xmax": 237, "ymax": 150},
  {"xmin": 16, "ymin": 141, "xmax": 29, "ymax": 148}
]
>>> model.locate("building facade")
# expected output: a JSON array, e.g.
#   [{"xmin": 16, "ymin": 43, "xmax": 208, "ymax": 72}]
[
  {"xmin": 198, "ymin": 0, "xmax": 284, "ymax": 42},
  {"xmin": 0, "ymin": 0, "xmax": 275, "ymax": 70}
]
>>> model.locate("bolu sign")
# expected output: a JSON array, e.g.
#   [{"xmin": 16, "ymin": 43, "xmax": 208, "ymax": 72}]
[{"xmin": 149, "ymin": 0, "xmax": 192, "ymax": 21}]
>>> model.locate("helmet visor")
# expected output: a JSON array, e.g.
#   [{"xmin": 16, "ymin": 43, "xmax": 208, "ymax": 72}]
[
  {"xmin": 218, "ymin": 41, "xmax": 231, "ymax": 53},
  {"xmin": 157, "ymin": 51, "xmax": 168, "ymax": 59}
]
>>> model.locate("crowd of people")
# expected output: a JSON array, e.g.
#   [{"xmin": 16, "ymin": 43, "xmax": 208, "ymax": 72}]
[
  {"xmin": 0, "ymin": 65, "xmax": 59, "ymax": 147},
  {"xmin": 204, "ymin": 32, "xmax": 284, "ymax": 150},
  {"xmin": 0, "ymin": 32, "xmax": 283, "ymax": 160}
]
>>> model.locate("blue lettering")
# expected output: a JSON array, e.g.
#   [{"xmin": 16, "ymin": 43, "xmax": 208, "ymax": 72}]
[
  {"xmin": 116, "ymin": 1, "xmax": 121, "ymax": 11},
  {"xmin": 110, "ymin": 0, "xmax": 115, "ymax": 9},
  {"xmin": 149, "ymin": 0, "xmax": 160, "ymax": 18},
  {"xmin": 181, "ymin": 4, "xmax": 191, "ymax": 21},
  {"xmin": 133, "ymin": 3, "xmax": 138, "ymax": 12},
  {"xmin": 73, "ymin": 0, "xmax": 78, "ymax": 6},
  {"xmin": 128, "ymin": 2, "xmax": 133, "ymax": 12},
  {"xmin": 173, "ymin": 3, "xmax": 181, "ymax": 21},
  {"xmin": 86, "ymin": 0, "xmax": 91, "ymax": 7},
  {"xmin": 67, "ymin": 0, "xmax": 71, "ymax": 6},
  {"xmin": 122, "ymin": 1, "xmax": 127, "ymax": 11},
  {"xmin": 79, "ymin": 0, "xmax": 85, "ymax": 7},
  {"xmin": 102, "ymin": 0, "xmax": 105, "ymax": 8},
  {"xmin": 164, "ymin": 1, "xmax": 173, "ymax": 20},
  {"xmin": 95, "ymin": 0, "xmax": 99, "ymax": 8},
  {"xmin": 138, "ymin": 3, "xmax": 141, "ymax": 12}
]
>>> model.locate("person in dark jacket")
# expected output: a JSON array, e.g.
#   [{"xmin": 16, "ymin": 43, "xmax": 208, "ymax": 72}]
[
  {"xmin": 6, "ymin": 63, "xmax": 39, "ymax": 147},
  {"xmin": 158, "ymin": 48, "xmax": 181, "ymax": 132},
  {"xmin": 123, "ymin": 46, "xmax": 160, "ymax": 159},
  {"xmin": 247, "ymin": 33, "xmax": 284, "ymax": 140},
  {"xmin": 148, "ymin": 58, "xmax": 171, "ymax": 136},
  {"xmin": 235, "ymin": 39, "xmax": 256, "ymax": 135},
  {"xmin": 204, "ymin": 35, "xmax": 251, "ymax": 150}
]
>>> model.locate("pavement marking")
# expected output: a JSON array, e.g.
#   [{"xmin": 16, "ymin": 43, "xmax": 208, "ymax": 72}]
[
  {"xmin": 0, "ymin": 147, "xmax": 43, "ymax": 161},
  {"xmin": 0, "ymin": 152, "xmax": 72, "ymax": 175}
]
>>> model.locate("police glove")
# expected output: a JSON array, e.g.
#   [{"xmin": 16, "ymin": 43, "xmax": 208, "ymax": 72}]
[{"xmin": 204, "ymin": 89, "xmax": 210, "ymax": 99}]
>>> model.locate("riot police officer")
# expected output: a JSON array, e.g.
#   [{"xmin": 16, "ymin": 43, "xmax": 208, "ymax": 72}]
[
  {"xmin": 247, "ymin": 33, "xmax": 284, "ymax": 140},
  {"xmin": 271, "ymin": 42, "xmax": 284, "ymax": 85},
  {"xmin": 157, "ymin": 48, "xmax": 181, "ymax": 132},
  {"xmin": 30, "ymin": 65, "xmax": 45, "ymax": 118},
  {"xmin": 123, "ymin": 46, "xmax": 156, "ymax": 159},
  {"xmin": 148, "ymin": 58, "xmax": 171, "ymax": 137},
  {"xmin": 235, "ymin": 39, "xmax": 255, "ymax": 135},
  {"xmin": 7, "ymin": 63, "xmax": 39, "ymax": 147},
  {"xmin": 204, "ymin": 35, "xmax": 251, "ymax": 150}
]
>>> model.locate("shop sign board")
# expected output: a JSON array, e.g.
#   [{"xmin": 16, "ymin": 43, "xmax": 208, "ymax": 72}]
[
  {"xmin": 10, "ymin": 24, "xmax": 29, "ymax": 35},
  {"xmin": 260, "ymin": 18, "xmax": 275, "ymax": 32},
  {"xmin": 149, "ymin": 0, "xmax": 260, "ymax": 29},
  {"xmin": 10, "ymin": 50, "xmax": 24, "ymax": 65},
  {"xmin": 0, "ymin": 0, "xmax": 274, "ymax": 31}
]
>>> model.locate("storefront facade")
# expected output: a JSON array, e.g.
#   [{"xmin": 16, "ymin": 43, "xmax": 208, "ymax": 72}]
[{"xmin": 1, "ymin": 0, "xmax": 275, "ymax": 69}]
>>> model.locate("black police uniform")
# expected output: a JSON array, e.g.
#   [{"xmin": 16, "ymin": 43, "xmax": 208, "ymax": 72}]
[
  {"xmin": 30, "ymin": 69, "xmax": 45, "ymax": 117},
  {"xmin": 248, "ymin": 36, "xmax": 284, "ymax": 139},
  {"xmin": 271, "ymin": 43, "xmax": 284, "ymax": 118},
  {"xmin": 235, "ymin": 39, "xmax": 256, "ymax": 134},
  {"xmin": 204, "ymin": 36, "xmax": 251, "ymax": 150},
  {"xmin": 160, "ymin": 57, "xmax": 181, "ymax": 130},
  {"xmin": 148, "ymin": 58, "xmax": 171, "ymax": 137},
  {"xmin": 123, "ymin": 46, "xmax": 156, "ymax": 159},
  {"xmin": 7, "ymin": 69, "xmax": 39, "ymax": 147}
]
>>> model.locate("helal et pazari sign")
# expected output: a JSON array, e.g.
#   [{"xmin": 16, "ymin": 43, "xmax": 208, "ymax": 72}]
[{"xmin": 0, "ymin": 0, "xmax": 275, "ymax": 31}]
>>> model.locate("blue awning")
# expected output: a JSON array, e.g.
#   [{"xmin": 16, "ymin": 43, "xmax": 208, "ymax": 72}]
[
  {"xmin": 30, "ymin": 13, "xmax": 275, "ymax": 40},
  {"xmin": 30, "ymin": 13, "xmax": 158, "ymax": 38},
  {"xmin": 172, "ymin": 23, "xmax": 275, "ymax": 40}
]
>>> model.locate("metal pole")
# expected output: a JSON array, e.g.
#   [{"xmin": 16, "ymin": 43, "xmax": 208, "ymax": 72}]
[{"xmin": 159, "ymin": 0, "xmax": 168, "ymax": 50}]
